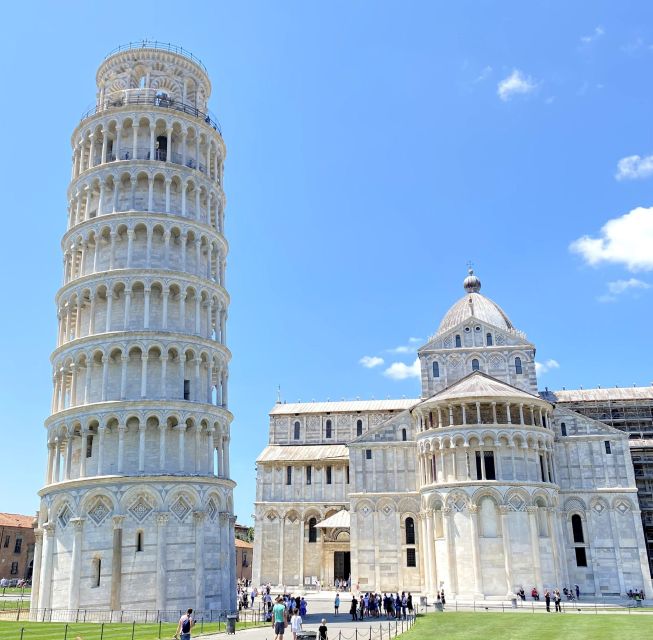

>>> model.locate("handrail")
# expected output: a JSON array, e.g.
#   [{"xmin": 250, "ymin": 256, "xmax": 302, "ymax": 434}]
[
  {"xmin": 79, "ymin": 91, "xmax": 222, "ymax": 134},
  {"xmin": 104, "ymin": 40, "xmax": 208, "ymax": 74}
]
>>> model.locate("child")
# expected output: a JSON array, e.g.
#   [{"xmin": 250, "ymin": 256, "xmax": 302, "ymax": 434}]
[
  {"xmin": 290, "ymin": 608, "xmax": 303, "ymax": 640},
  {"xmin": 318, "ymin": 618, "xmax": 328, "ymax": 640}
]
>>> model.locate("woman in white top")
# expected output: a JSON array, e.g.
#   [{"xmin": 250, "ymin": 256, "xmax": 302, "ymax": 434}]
[{"xmin": 290, "ymin": 608, "xmax": 303, "ymax": 640}]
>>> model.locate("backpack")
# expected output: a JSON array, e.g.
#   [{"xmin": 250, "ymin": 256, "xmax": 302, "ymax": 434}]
[{"xmin": 182, "ymin": 616, "xmax": 191, "ymax": 633}]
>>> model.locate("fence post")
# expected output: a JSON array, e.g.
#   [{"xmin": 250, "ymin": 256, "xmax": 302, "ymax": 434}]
[
  {"xmin": 64, "ymin": 623, "xmax": 69, "ymax": 640},
  {"xmin": 131, "ymin": 620, "xmax": 135, "ymax": 640},
  {"xmin": 356, "ymin": 629, "xmax": 358, "ymax": 640},
  {"xmin": 20, "ymin": 628, "xmax": 24, "ymax": 640},
  {"xmin": 159, "ymin": 620, "xmax": 162, "ymax": 637},
  {"xmin": 100, "ymin": 622, "xmax": 105, "ymax": 640}
]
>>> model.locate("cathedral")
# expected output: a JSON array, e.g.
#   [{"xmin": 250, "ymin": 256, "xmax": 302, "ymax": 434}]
[{"xmin": 253, "ymin": 270, "xmax": 653, "ymax": 599}]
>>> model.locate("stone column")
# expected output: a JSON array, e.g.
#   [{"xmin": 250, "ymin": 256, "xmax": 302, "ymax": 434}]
[
  {"xmin": 158, "ymin": 423, "xmax": 167, "ymax": 470},
  {"xmin": 177, "ymin": 425, "xmax": 186, "ymax": 471},
  {"xmin": 68, "ymin": 518, "xmax": 85, "ymax": 610},
  {"xmin": 30, "ymin": 528, "xmax": 43, "ymax": 620},
  {"xmin": 117, "ymin": 424, "xmax": 126, "ymax": 473},
  {"xmin": 424, "ymin": 511, "xmax": 434, "ymax": 594},
  {"xmin": 298, "ymin": 517, "xmax": 305, "ymax": 588},
  {"xmin": 79, "ymin": 429, "xmax": 88, "ymax": 478},
  {"xmin": 194, "ymin": 511, "xmax": 206, "ymax": 609},
  {"xmin": 97, "ymin": 425, "xmax": 106, "ymax": 475},
  {"xmin": 156, "ymin": 513, "xmax": 168, "ymax": 610},
  {"xmin": 138, "ymin": 424, "xmax": 146, "ymax": 472},
  {"xmin": 207, "ymin": 428, "xmax": 215, "ymax": 474},
  {"xmin": 54, "ymin": 437, "xmax": 61, "ymax": 482},
  {"xmin": 228, "ymin": 515, "xmax": 237, "ymax": 604},
  {"xmin": 111, "ymin": 515, "xmax": 124, "ymax": 611},
  {"xmin": 526, "ymin": 507, "xmax": 543, "ymax": 594},
  {"xmin": 278, "ymin": 514, "xmax": 285, "ymax": 586},
  {"xmin": 499, "ymin": 506, "xmax": 514, "ymax": 595},
  {"xmin": 469, "ymin": 505, "xmax": 484, "ymax": 597},
  {"xmin": 140, "ymin": 355, "xmax": 149, "ymax": 398},
  {"xmin": 444, "ymin": 508, "xmax": 457, "ymax": 597},
  {"xmin": 38, "ymin": 522, "xmax": 55, "ymax": 611},
  {"xmin": 219, "ymin": 512, "xmax": 230, "ymax": 607},
  {"xmin": 607, "ymin": 508, "xmax": 626, "ymax": 597}
]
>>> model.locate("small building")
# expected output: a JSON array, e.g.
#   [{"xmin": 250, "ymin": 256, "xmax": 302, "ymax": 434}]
[
  {"xmin": 235, "ymin": 538, "xmax": 253, "ymax": 582},
  {"xmin": 0, "ymin": 513, "xmax": 36, "ymax": 582}
]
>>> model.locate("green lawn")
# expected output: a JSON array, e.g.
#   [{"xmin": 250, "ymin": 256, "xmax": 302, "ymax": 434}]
[
  {"xmin": 404, "ymin": 612, "xmax": 653, "ymax": 640},
  {"xmin": 0, "ymin": 619, "xmax": 267, "ymax": 639}
]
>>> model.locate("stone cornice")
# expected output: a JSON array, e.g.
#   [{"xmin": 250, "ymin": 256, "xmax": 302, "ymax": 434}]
[
  {"xmin": 50, "ymin": 329, "xmax": 231, "ymax": 364},
  {"xmin": 39, "ymin": 473, "xmax": 236, "ymax": 498},
  {"xmin": 45, "ymin": 398, "xmax": 233, "ymax": 428},
  {"xmin": 62, "ymin": 211, "xmax": 228, "ymax": 254},
  {"xmin": 56, "ymin": 267, "xmax": 228, "ymax": 305}
]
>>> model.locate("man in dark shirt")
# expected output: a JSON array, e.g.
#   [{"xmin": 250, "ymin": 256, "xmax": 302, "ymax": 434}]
[{"xmin": 318, "ymin": 619, "xmax": 328, "ymax": 640}]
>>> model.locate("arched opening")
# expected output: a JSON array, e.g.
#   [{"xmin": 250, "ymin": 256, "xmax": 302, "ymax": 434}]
[
  {"xmin": 486, "ymin": 333, "xmax": 493, "ymax": 346},
  {"xmin": 432, "ymin": 362, "xmax": 439, "ymax": 378},
  {"xmin": 294, "ymin": 421, "xmax": 300, "ymax": 440},
  {"xmin": 356, "ymin": 419, "xmax": 363, "ymax": 437},
  {"xmin": 405, "ymin": 517, "xmax": 415, "ymax": 544},
  {"xmin": 514, "ymin": 357, "xmax": 523, "ymax": 375},
  {"xmin": 325, "ymin": 419, "xmax": 332, "ymax": 439},
  {"xmin": 308, "ymin": 517, "xmax": 317, "ymax": 543},
  {"xmin": 472, "ymin": 358, "xmax": 480, "ymax": 371},
  {"xmin": 560, "ymin": 422, "xmax": 567, "ymax": 437},
  {"xmin": 571, "ymin": 514, "xmax": 584, "ymax": 543},
  {"xmin": 136, "ymin": 531, "xmax": 144, "ymax": 552},
  {"xmin": 455, "ymin": 335, "xmax": 461, "ymax": 348},
  {"xmin": 402, "ymin": 428, "xmax": 407, "ymax": 441}
]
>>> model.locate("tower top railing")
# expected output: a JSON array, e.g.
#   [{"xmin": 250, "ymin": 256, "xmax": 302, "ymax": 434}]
[
  {"xmin": 104, "ymin": 40, "xmax": 208, "ymax": 75},
  {"xmin": 79, "ymin": 88, "xmax": 222, "ymax": 134}
]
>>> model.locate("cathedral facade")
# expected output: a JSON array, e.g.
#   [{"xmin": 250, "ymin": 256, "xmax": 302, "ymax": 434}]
[{"xmin": 253, "ymin": 270, "xmax": 653, "ymax": 599}]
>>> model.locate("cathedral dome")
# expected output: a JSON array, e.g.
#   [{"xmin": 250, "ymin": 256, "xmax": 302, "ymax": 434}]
[{"xmin": 436, "ymin": 269, "xmax": 515, "ymax": 336}]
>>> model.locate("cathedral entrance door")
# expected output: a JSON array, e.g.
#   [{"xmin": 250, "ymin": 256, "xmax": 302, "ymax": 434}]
[{"xmin": 334, "ymin": 551, "xmax": 351, "ymax": 581}]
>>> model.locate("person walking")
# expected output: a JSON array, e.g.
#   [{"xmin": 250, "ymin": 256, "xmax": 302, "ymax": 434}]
[
  {"xmin": 290, "ymin": 608, "xmax": 303, "ymax": 640},
  {"xmin": 575, "ymin": 584, "xmax": 580, "ymax": 600},
  {"xmin": 544, "ymin": 590, "xmax": 551, "ymax": 612},
  {"xmin": 554, "ymin": 590, "xmax": 561, "ymax": 613},
  {"xmin": 175, "ymin": 609, "xmax": 194, "ymax": 640},
  {"xmin": 334, "ymin": 593, "xmax": 340, "ymax": 615},
  {"xmin": 273, "ymin": 596, "xmax": 288, "ymax": 640},
  {"xmin": 318, "ymin": 618, "xmax": 328, "ymax": 640}
]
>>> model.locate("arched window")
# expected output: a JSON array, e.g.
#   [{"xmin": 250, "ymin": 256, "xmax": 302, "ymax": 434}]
[
  {"xmin": 486, "ymin": 333, "xmax": 493, "ymax": 346},
  {"xmin": 405, "ymin": 517, "xmax": 415, "ymax": 544},
  {"xmin": 308, "ymin": 518, "xmax": 317, "ymax": 543},
  {"xmin": 455, "ymin": 335, "xmax": 462, "ymax": 348},
  {"xmin": 432, "ymin": 362, "xmax": 440, "ymax": 378},
  {"xmin": 560, "ymin": 422, "xmax": 567, "ymax": 437},
  {"xmin": 514, "ymin": 357, "xmax": 523, "ymax": 375},
  {"xmin": 472, "ymin": 359, "xmax": 480, "ymax": 371},
  {"xmin": 402, "ymin": 428, "xmax": 407, "ymax": 441},
  {"xmin": 325, "ymin": 419, "xmax": 332, "ymax": 439},
  {"xmin": 356, "ymin": 419, "xmax": 363, "ymax": 437},
  {"xmin": 136, "ymin": 531, "xmax": 144, "ymax": 552},
  {"xmin": 571, "ymin": 514, "xmax": 584, "ymax": 543},
  {"xmin": 294, "ymin": 421, "xmax": 300, "ymax": 440}
]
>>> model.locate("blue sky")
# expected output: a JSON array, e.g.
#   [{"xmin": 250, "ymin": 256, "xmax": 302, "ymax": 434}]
[{"xmin": 1, "ymin": 1, "xmax": 652, "ymax": 524}]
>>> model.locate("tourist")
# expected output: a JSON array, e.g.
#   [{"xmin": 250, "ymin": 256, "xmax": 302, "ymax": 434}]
[
  {"xmin": 531, "ymin": 587, "xmax": 539, "ymax": 601},
  {"xmin": 401, "ymin": 592, "xmax": 408, "ymax": 619},
  {"xmin": 318, "ymin": 618, "xmax": 328, "ymax": 640},
  {"xmin": 554, "ymin": 590, "xmax": 561, "ymax": 612},
  {"xmin": 575, "ymin": 584, "xmax": 580, "ymax": 600},
  {"xmin": 407, "ymin": 592, "xmax": 413, "ymax": 616},
  {"xmin": 334, "ymin": 593, "xmax": 340, "ymax": 615},
  {"xmin": 300, "ymin": 597, "xmax": 307, "ymax": 617},
  {"xmin": 440, "ymin": 589, "xmax": 446, "ymax": 609},
  {"xmin": 350, "ymin": 596, "xmax": 358, "ymax": 620},
  {"xmin": 273, "ymin": 596, "xmax": 287, "ymax": 640},
  {"xmin": 174, "ymin": 608, "xmax": 194, "ymax": 640},
  {"xmin": 290, "ymin": 607, "xmax": 303, "ymax": 640},
  {"xmin": 544, "ymin": 590, "xmax": 550, "ymax": 612}
]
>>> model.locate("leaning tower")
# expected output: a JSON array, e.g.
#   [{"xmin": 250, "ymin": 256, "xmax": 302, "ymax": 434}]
[{"xmin": 31, "ymin": 42, "xmax": 235, "ymax": 619}]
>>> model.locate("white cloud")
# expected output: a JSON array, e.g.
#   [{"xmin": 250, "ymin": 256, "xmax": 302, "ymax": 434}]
[
  {"xmin": 474, "ymin": 65, "xmax": 493, "ymax": 83},
  {"xmin": 383, "ymin": 358, "xmax": 421, "ymax": 380},
  {"xmin": 615, "ymin": 155, "xmax": 653, "ymax": 180},
  {"xmin": 387, "ymin": 338, "xmax": 422, "ymax": 354},
  {"xmin": 597, "ymin": 278, "xmax": 650, "ymax": 303},
  {"xmin": 580, "ymin": 26, "xmax": 605, "ymax": 45},
  {"xmin": 497, "ymin": 69, "xmax": 537, "ymax": 101},
  {"xmin": 535, "ymin": 359, "xmax": 560, "ymax": 376},
  {"xmin": 569, "ymin": 207, "xmax": 653, "ymax": 272},
  {"xmin": 359, "ymin": 356, "xmax": 384, "ymax": 369}
]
